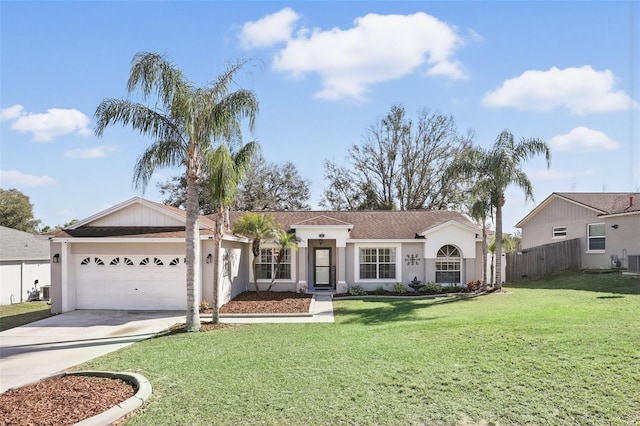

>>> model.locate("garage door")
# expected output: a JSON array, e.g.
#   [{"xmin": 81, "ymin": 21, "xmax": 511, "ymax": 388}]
[{"xmin": 75, "ymin": 255, "xmax": 187, "ymax": 310}]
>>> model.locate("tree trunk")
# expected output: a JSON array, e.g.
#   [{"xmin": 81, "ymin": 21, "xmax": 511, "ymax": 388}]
[
  {"xmin": 210, "ymin": 205, "xmax": 224, "ymax": 324},
  {"xmin": 252, "ymin": 255, "xmax": 260, "ymax": 292},
  {"xmin": 481, "ymin": 220, "xmax": 488, "ymax": 290},
  {"xmin": 495, "ymin": 199, "xmax": 504, "ymax": 290},
  {"xmin": 184, "ymin": 176, "xmax": 201, "ymax": 332},
  {"xmin": 211, "ymin": 238, "xmax": 221, "ymax": 324}
]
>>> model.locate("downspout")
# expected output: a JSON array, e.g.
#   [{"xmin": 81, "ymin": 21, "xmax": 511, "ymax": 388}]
[{"xmin": 20, "ymin": 260, "xmax": 25, "ymax": 302}]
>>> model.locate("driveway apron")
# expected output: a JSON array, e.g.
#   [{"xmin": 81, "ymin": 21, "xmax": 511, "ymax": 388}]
[{"xmin": 0, "ymin": 310, "xmax": 185, "ymax": 393}]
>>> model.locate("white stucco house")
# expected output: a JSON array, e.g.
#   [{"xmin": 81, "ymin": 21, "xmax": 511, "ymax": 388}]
[
  {"xmin": 1, "ymin": 226, "xmax": 51, "ymax": 305},
  {"xmin": 516, "ymin": 192, "xmax": 640, "ymax": 270},
  {"xmin": 45, "ymin": 197, "xmax": 485, "ymax": 314}
]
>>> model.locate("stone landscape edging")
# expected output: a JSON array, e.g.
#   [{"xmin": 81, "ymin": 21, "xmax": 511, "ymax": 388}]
[
  {"xmin": 68, "ymin": 371, "xmax": 151, "ymax": 426},
  {"xmin": 211, "ymin": 293, "xmax": 317, "ymax": 318}
]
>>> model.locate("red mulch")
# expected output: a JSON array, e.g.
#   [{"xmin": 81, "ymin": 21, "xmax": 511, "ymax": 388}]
[
  {"xmin": 0, "ymin": 375, "xmax": 135, "ymax": 426},
  {"xmin": 217, "ymin": 291, "xmax": 312, "ymax": 314}
]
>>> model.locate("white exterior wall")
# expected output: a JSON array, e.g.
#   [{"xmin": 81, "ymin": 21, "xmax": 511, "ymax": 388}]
[
  {"xmin": 89, "ymin": 203, "xmax": 184, "ymax": 227},
  {"xmin": 0, "ymin": 261, "xmax": 50, "ymax": 305},
  {"xmin": 201, "ymin": 239, "xmax": 248, "ymax": 308}
]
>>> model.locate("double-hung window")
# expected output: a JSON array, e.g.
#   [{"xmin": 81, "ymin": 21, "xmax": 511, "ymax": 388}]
[
  {"xmin": 587, "ymin": 223, "xmax": 605, "ymax": 251},
  {"xmin": 255, "ymin": 248, "xmax": 291, "ymax": 280},
  {"xmin": 359, "ymin": 247, "xmax": 397, "ymax": 280}
]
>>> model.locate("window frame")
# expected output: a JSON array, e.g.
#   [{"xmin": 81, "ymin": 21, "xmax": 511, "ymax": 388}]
[
  {"xmin": 587, "ymin": 223, "xmax": 606, "ymax": 252},
  {"xmin": 254, "ymin": 247, "xmax": 293, "ymax": 282},
  {"xmin": 552, "ymin": 226, "xmax": 567, "ymax": 239},
  {"xmin": 435, "ymin": 245, "xmax": 461, "ymax": 284},
  {"xmin": 355, "ymin": 244, "xmax": 400, "ymax": 282}
]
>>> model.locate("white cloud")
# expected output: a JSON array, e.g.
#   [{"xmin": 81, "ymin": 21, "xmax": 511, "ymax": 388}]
[
  {"xmin": 64, "ymin": 145, "xmax": 118, "ymax": 159},
  {"xmin": 239, "ymin": 7, "xmax": 300, "ymax": 49},
  {"xmin": 550, "ymin": 127, "xmax": 619, "ymax": 151},
  {"xmin": 1, "ymin": 104, "xmax": 24, "ymax": 121},
  {"xmin": 483, "ymin": 66, "xmax": 636, "ymax": 115},
  {"xmin": 0, "ymin": 170, "xmax": 57, "ymax": 187},
  {"xmin": 240, "ymin": 10, "xmax": 471, "ymax": 100},
  {"xmin": 1, "ymin": 104, "xmax": 91, "ymax": 142}
]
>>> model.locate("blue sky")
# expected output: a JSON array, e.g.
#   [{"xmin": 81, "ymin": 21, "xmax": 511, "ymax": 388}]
[{"xmin": 1, "ymin": 1, "xmax": 638, "ymax": 234}]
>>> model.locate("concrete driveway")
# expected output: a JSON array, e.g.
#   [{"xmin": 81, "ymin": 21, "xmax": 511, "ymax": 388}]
[{"xmin": 0, "ymin": 310, "xmax": 185, "ymax": 393}]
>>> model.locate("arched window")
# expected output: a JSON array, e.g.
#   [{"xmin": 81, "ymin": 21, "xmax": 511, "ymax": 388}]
[{"xmin": 435, "ymin": 245, "xmax": 461, "ymax": 284}]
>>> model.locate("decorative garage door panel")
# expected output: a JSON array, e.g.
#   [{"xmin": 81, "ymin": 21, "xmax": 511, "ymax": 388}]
[{"xmin": 75, "ymin": 255, "xmax": 187, "ymax": 310}]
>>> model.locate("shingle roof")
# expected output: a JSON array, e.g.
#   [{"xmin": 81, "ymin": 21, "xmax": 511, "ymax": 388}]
[
  {"xmin": 48, "ymin": 226, "xmax": 217, "ymax": 239},
  {"xmin": 0, "ymin": 226, "xmax": 50, "ymax": 261},
  {"xmin": 555, "ymin": 192, "xmax": 640, "ymax": 214},
  {"xmin": 223, "ymin": 210, "xmax": 479, "ymax": 240}
]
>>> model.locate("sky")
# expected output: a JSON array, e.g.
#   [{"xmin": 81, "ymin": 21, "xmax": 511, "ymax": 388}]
[{"xmin": 1, "ymin": 1, "xmax": 638, "ymax": 234}]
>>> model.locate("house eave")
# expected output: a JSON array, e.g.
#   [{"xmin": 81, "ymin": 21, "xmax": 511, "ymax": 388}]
[
  {"xmin": 598, "ymin": 211, "xmax": 640, "ymax": 219},
  {"xmin": 516, "ymin": 193, "xmax": 608, "ymax": 228},
  {"xmin": 51, "ymin": 237, "xmax": 187, "ymax": 243}
]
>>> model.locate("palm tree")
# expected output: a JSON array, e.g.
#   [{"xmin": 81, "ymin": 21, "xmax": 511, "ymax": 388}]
[
  {"xmin": 268, "ymin": 231, "xmax": 300, "ymax": 291},
  {"xmin": 448, "ymin": 130, "xmax": 550, "ymax": 289},
  {"xmin": 94, "ymin": 52, "xmax": 258, "ymax": 331},
  {"xmin": 469, "ymin": 197, "xmax": 492, "ymax": 288},
  {"xmin": 232, "ymin": 212, "xmax": 278, "ymax": 292},
  {"xmin": 205, "ymin": 141, "xmax": 258, "ymax": 323}
]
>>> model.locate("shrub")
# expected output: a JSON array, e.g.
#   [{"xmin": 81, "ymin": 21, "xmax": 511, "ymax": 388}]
[
  {"xmin": 393, "ymin": 282, "xmax": 407, "ymax": 293},
  {"xmin": 441, "ymin": 285, "xmax": 460, "ymax": 293},
  {"xmin": 467, "ymin": 280, "xmax": 482, "ymax": 291},
  {"xmin": 374, "ymin": 286, "xmax": 386, "ymax": 295},
  {"xmin": 199, "ymin": 299, "xmax": 211, "ymax": 312},
  {"xmin": 348, "ymin": 285, "xmax": 367, "ymax": 296},
  {"xmin": 423, "ymin": 282, "xmax": 442, "ymax": 294}
]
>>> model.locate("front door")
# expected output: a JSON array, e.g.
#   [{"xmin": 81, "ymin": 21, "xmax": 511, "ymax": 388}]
[{"xmin": 314, "ymin": 248, "xmax": 331, "ymax": 288}]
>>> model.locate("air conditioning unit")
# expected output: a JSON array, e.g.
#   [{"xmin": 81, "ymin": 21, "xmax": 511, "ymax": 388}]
[
  {"xmin": 41, "ymin": 285, "xmax": 51, "ymax": 301},
  {"xmin": 628, "ymin": 255, "xmax": 640, "ymax": 274}
]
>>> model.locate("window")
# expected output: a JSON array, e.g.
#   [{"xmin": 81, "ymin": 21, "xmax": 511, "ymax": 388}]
[
  {"xmin": 169, "ymin": 258, "xmax": 180, "ymax": 266},
  {"xmin": 255, "ymin": 248, "xmax": 291, "ymax": 280},
  {"xmin": 552, "ymin": 226, "xmax": 567, "ymax": 238},
  {"xmin": 587, "ymin": 223, "xmax": 606, "ymax": 251},
  {"xmin": 436, "ymin": 245, "xmax": 461, "ymax": 284},
  {"xmin": 359, "ymin": 248, "xmax": 397, "ymax": 280}
]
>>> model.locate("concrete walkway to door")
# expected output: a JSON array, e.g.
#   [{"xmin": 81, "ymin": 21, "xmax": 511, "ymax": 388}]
[{"xmin": 0, "ymin": 310, "xmax": 185, "ymax": 393}]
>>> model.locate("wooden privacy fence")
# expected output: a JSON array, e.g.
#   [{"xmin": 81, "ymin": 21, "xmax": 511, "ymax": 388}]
[{"xmin": 506, "ymin": 238, "xmax": 581, "ymax": 282}]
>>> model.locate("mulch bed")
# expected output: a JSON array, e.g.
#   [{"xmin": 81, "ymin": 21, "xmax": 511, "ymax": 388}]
[
  {"xmin": 0, "ymin": 375, "xmax": 135, "ymax": 426},
  {"xmin": 217, "ymin": 291, "xmax": 312, "ymax": 314}
]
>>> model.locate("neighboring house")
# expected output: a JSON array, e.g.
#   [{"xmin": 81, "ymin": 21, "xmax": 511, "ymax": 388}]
[
  {"xmin": 45, "ymin": 197, "xmax": 484, "ymax": 314},
  {"xmin": 1, "ymin": 226, "xmax": 51, "ymax": 305},
  {"xmin": 516, "ymin": 192, "xmax": 640, "ymax": 269}
]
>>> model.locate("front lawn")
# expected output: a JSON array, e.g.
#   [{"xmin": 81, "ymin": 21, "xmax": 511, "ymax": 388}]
[
  {"xmin": 0, "ymin": 301, "xmax": 51, "ymax": 332},
  {"xmin": 80, "ymin": 272, "xmax": 640, "ymax": 425}
]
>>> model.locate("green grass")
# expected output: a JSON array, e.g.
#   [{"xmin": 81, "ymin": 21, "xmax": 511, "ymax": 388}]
[
  {"xmin": 0, "ymin": 301, "xmax": 51, "ymax": 331},
  {"xmin": 81, "ymin": 272, "xmax": 640, "ymax": 425}
]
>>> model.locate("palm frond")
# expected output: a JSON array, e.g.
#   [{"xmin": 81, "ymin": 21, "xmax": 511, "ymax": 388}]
[{"xmin": 133, "ymin": 140, "xmax": 185, "ymax": 191}]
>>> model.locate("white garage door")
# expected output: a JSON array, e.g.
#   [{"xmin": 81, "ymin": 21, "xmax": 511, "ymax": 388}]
[{"xmin": 75, "ymin": 255, "xmax": 187, "ymax": 310}]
